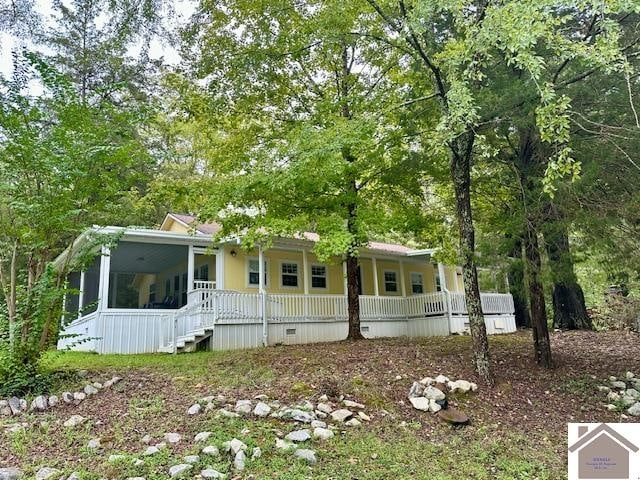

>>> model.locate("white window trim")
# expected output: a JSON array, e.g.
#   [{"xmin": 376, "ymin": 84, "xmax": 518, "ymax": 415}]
[
  {"xmin": 383, "ymin": 269, "xmax": 399, "ymax": 294},
  {"xmin": 434, "ymin": 271, "xmax": 442, "ymax": 292},
  {"xmin": 310, "ymin": 263, "xmax": 328, "ymax": 290},
  {"xmin": 410, "ymin": 271, "xmax": 424, "ymax": 295},
  {"xmin": 279, "ymin": 260, "xmax": 301, "ymax": 289},
  {"xmin": 246, "ymin": 256, "xmax": 269, "ymax": 288}
]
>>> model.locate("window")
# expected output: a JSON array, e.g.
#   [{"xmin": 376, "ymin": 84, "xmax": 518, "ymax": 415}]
[
  {"xmin": 248, "ymin": 259, "xmax": 267, "ymax": 287},
  {"xmin": 435, "ymin": 271, "xmax": 442, "ymax": 292},
  {"xmin": 410, "ymin": 272, "xmax": 424, "ymax": 294},
  {"xmin": 311, "ymin": 265, "xmax": 327, "ymax": 289},
  {"xmin": 200, "ymin": 265, "xmax": 209, "ymax": 281},
  {"xmin": 281, "ymin": 262, "xmax": 299, "ymax": 287},
  {"xmin": 149, "ymin": 283, "xmax": 156, "ymax": 303},
  {"xmin": 384, "ymin": 270, "xmax": 398, "ymax": 293},
  {"xmin": 174, "ymin": 275, "xmax": 180, "ymax": 292},
  {"xmin": 165, "ymin": 279, "xmax": 171, "ymax": 298},
  {"xmin": 181, "ymin": 273, "xmax": 188, "ymax": 306}
]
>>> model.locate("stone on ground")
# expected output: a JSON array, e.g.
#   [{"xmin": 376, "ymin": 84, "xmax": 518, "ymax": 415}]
[
  {"xmin": 223, "ymin": 438, "xmax": 247, "ymax": 455},
  {"xmin": 183, "ymin": 455, "xmax": 200, "ymax": 464},
  {"xmin": 409, "ymin": 382, "xmax": 423, "ymax": 398},
  {"xmin": 87, "ymin": 438, "xmax": 101, "ymax": 449},
  {"xmin": 409, "ymin": 397, "xmax": 429, "ymax": 411},
  {"xmin": 63, "ymin": 415, "xmax": 86, "ymax": 428},
  {"xmin": 168, "ymin": 464, "xmax": 192, "ymax": 478},
  {"xmin": 0, "ymin": 468, "xmax": 23, "ymax": 480},
  {"xmin": 164, "ymin": 432, "xmax": 182, "ymax": 444},
  {"xmin": 252, "ymin": 447, "xmax": 262, "ymax": 459},
  {"xmin": 343, "ymin": 399, "xmax": 365, "ymax": 409},
  {"xmin": 280, "ymin": 408, "xmax": 316, "ymax": 423},
  {"xmin": 31, "ymin": 396, "xmax": 48, "ymax": 411},
  {"xmin": 8, "ymin": 397, "xmax": 22, "ymax": 415},
  {"xmin": 233, "ymin": 450, "xmax": 246, "ymax": 471},
  {"xmin": 73, "ymin": 392, "xmax": 86, "ymax": 403},
  {"xmin": 628, "ymin": 402, "xmax": 640, "ymax": 416},
  {"xmin": 316, "ymin": 403, "xmax": 333, "ymax": 414},
  {"xmin": 35, "ymin": 468, "xmax": 61, "ymax": 480},
  {"xmin": 358, "ymin": 411, "xmax": 371, "ymax": 421},
  {"xmin": 253, "ymin": 401, "xmax": 271, "ymax": 417},
  {"xmin": 448, "ymin": 380, "xmax": 473, "ymax": 393},
  {"xmin": 311, "ymin": 420, "xmax": 327, "ymax": 428},
  {"xmin": 62, "ymin": 392, "xmax": 74, "ymax": 404},
  {"xmin": 143, "ymin": 446, "xmax": 160, "ymax": 456},
  {"xmin": 275, "ymin": 438, "xmax": 295, "ymax": 450},
  {"xmin": 47, "ymin": 395, "xmax": 58, "ymax": 408},
  {"xmin": 285, "ymin": 429, "xmax": 311, "ymax": 442},
  {"xmin": 108, "ymin": 454, "xmax": 126, "ymax": 463},
  {"xmin": 194, "ymin": 431, "xmax": 212, "ymax": 442},
  {"xmin": 187, "ymin": 403, "xmax": 201, "ymax": 415},
  {"xmin": 423, "ymin": 386, "xmax": 446, "ymax": 401},
  {"xmin": 313, "ymin": 427, "xmax": 334, "ymax": 440},
  {"xmin": 330, "ymin": 409, "xmax": 353, "ymax": 422},
  {"xmin": 217, "ymin": 408, "xmax": 240, "ymax": 418},
  {"xmin": 611, "ymin": 380, "xmax": 627, "ymax": 390},
  {"xmin": 202, "ymin": 445, "xmax": 220, "ymax": 456},
  {"xmin": 84, "ymin": 384, "xmax": 98, "ymax": 396},
  {"xmin": 294, "ymin": 448, "xmax": 317, "ymax": 465},
  {"xmin": 234, "ymin": 400, "xmax": 252, "ymax": 415},
  {"xmin": 345, "ymin": 418, "xmax": 362, "ymax": 427},
  {"xmin": 429, "ymin": 399, "xmax": 442, "ymax": 413},
  {"xmin": 200, "ymin": 469, "xmax": 225, "ymax": 479}
]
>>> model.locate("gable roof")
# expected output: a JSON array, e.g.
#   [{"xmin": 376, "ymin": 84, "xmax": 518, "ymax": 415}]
[
  {"xmin": 569, "ymin": 424, "xmax": 639, "ymax": 453},
  {"xmin": 163, "ymin": 213, "xmax": 427, "ymax": 256}
]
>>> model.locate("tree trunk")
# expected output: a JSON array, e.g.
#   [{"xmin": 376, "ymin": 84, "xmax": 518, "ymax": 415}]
[
  {"xmin": 451, "ymin": 133, "xmax": 493, "ymax": 386},
  {"xmin": 507, "ymin": 237, "xmax": 531, "ymax": 328},
  {"xmin": 345, "ymin": 254, "xmax": 364, "ymax": 340},
  {"xmin": 543, "ymin": 209, "xmax": 591, "ymax": 330},
  {"xmin": 524, "ymin": 222, "xmax": 552, "ymax": 367}
]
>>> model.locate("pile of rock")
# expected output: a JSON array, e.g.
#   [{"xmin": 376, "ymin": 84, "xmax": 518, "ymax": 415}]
[
  {"xmin": 599, "ymin": 371, "xmax": 640, "ymax": 416},
  {"xmin": 407, "ymin": 374, "xmax": 477, "ymax": 424},
  {"xmin": 0, "ymin": 375, "xmax": 121, "ymax": 418}
]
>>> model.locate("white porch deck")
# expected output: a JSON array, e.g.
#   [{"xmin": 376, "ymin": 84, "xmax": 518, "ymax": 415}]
[{"xmin": 58, "ymin": 288, "xmax": 516, "ymax": 354}]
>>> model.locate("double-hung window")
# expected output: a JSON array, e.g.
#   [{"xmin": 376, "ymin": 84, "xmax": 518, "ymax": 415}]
[
  {"xmin": 384, "ymin": 270, "xmax": 398, "ymax": 293},
  {"xmin": 410, "ymin": 272, "xmax": 424, "ymax": 294},
  {"xmin": 248, "ymin": 259, "xmax": 267, "ymax": 287},
  {"xmin": 281, "ymin": 262, "xmax": 299, "ymax": 287},
  {"xmin": 311, "ymin": 265, "xmax": 327, "ymax": 289}
]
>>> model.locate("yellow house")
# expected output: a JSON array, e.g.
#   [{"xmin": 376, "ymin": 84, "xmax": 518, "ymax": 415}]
[{"xmin": 56, "ymin": 213, "xmax": 515, "ymax": 354}]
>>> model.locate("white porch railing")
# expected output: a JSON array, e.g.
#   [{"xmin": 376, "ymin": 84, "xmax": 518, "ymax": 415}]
[
  {"xmin": 187, "ymin": 280, "xmax": 218, "ymax": 304},
  {"xmin": 449, "ymin": 292, "xmax": 514, "ymax": 315}
]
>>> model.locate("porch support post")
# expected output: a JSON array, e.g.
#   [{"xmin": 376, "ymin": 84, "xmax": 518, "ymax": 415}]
[
  {"xmin": 259, "ymin": 245, "xmax": 268, "ymax": 346},
  {"xmin": 438, "ymin": 262, "xmax": 453, "ymax": 331},
  {"xmin": 399, "ymin": 260, "xmax": 406, "ymax": 297},
  {"xmin": 372, "ymin": 257, "xmax": 379, "ymax": 296},
  {"xmin": 216, "ymin": 246, "xmax": 225, "ymax": 289},
  {"xmin": 78, "ymin": 271, "xmax": 85, "ymax": 319},
  {"xmin": 98, "ymin": 246, "xmax": 111, "ymax": 312},
  {"xmin": 342, "ymin": 259, "xmax": 347, "ymax": 295},
  {"xmin": 187, "ymin": 244, "xmax": 195, "ymax": 295},
  {"xmin": 302, "ymin": 249, "xmax": 309, "ymax": 320}
]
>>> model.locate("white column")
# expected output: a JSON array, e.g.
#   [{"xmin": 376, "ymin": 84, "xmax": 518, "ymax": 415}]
[
  {"xmin": 372, "ymin": 257, "xmax": 379, "ymax": 296},
  {"xmin": 78, "ymin": 271, "xmax": 85, "ymax": 318},
  {"xmin": 342, "ymin": 259, "xmax": 348, "ymax": 295},
  {"xmin": 437, "ymin": 262, "xmax": 448, "ymax": 292},
  {"xmin": 259, "ymin": 245, "xmax": 267, "ymax": 346},
  {"xmin": 98, "ymin": 246, "xmax": 111, "ymax": 311},
  {"xmin": 187, "ymin": 244, "xmax": 195, "ymax": 294},
  {"xmin": 399, "ymin": 260, "xmax": 406, "ymax": 297},
  {"xmin": 302, "ymin": 249, "xmax": 309, "ymax": 295},
  {"xmin": 215, "ymin": 246, "xmax": 225, "ymax": 290}
]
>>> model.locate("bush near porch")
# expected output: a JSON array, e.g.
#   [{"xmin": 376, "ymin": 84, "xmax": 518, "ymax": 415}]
[{"xmin": 1, "ymin": 330, "xmax": 639, "ymax": 479}]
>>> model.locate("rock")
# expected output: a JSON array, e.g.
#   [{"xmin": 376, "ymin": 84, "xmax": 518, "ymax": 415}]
[
  {"xmin": 252, "ymin": 447, "xmax": 262, "ymax": 459},
  {"xmin": 92, "ymin": 382, "xmax": 103, "ymax": 389},
  {"xmin": 275, "ymin": 438, "xmax": 295, "ymax": 450},
  {"xmin": 143, "ymin": 446, "xmax": 160, "ymax": 456},
  {"xmin": 628, "ymin": 402, "xmax": 640, "ymax": 416},
  {"xmin": 202, "ymin": 445, "xmax": 220, "ymax": 456},
  {"xmin": 8, "ymin": 397, "xmax": 22, "ymax": 415},
  {"xmin": 296, "ymin": 399, "xmax": 315, "ymax": 411},
  {"xmin": 294, "ymin": 448, "xmax": 317, "ymax": 465},
  {"xmin": 233, "ymin": 450, "xmax": 246, "ymax": 471},
  {"xmin": 73, "ymin": 392, "xmax": 86, "ymax": 403},
  {"xmin": 84, "ymin": 384, "xmax": 99, "ymax": 396},
  {"xmin": 63, "ymin": 415, "xmax": 86, "ymax": 428},
  {"xmin": 223, "ymin": 438, "xmax": 247, "ymax": 455},
  {"xmin": 609, "ymin": 375, "xmax": 617, "ymax": 382},
  {"xmin": 194, "ymin": 431, "xmax": 212, "ymax": 443},
  {"xmin": 626, "ymin": 371, "xmax": 635, "ymax": 380},
  {"xmin": 330, "ymin": 409, "xmax": 353, "ymax": 422},
  {"xmin": 316, "ymin": 403, "xmax": 333, "ymax": 415},
  {"xmin": 448, "ymin": 380, "xmax": 473, "ymax": 394},
  {"xmin": 168, "ymin": 464, "xmax": 192, "ymax": 477},
  {"xmin": 108, "ymin": 454, "xmax": 126, "ymax": 462},
  {"xmin": 285, "ymin": 429, "xmax": 311, "ymax": 442},
  {"xmin": 164, "ymin": 432, "xmax": 182, "ymax": 444},
  {"xmin": 429, "ymin": 399, "xmax": 442, "ymax": 413},
  {"xmin": 77, "ymin": 370, "xmax": 88, "ymax": 378},
  {"xmin": 423, "ymin": 386, "xmax": 446, "ymax": 401},
  {"xmin": 154, "ymin": 442, "xmax": 167, "ymax": 450},
  {"xmin": 419, "ymin": 376, "xmax": 434, "ymax": 386},
  {"xmin": 217, "ymin": 408, "xmax": 240, "ymax": 418},
  {"xmin": 607, "ymin": 391, "xmax": 621, "ymax": 402},
  {"xmin": 409, "ymin": 397, "xmax": 429, "ymax": 411},
  {"xmin": 234, "ymin": 400, "xmax": 252, "ymax": 415},
  {"xmin": 597, "ymin": 385, "xmax": 611, "ymax": 393},
  {"xmin": 470, "ymin": 383, "xmax": 478, "ymax": 392},
  {"xmin": 62, "ymin": 392, "xmax": 74, "ymax": 404},
  {"xmin": 606, "ymin": 404, "xmax": 618, "ymax": 411},
  {"xmin": 434, "ymin": 374, "xmax": 450, "ymax": 384},
  {"xmin": 437, "ymin": 407, "xmax": 470, "ymax": 425},
  {"xmin": 48, "ymin": 395, "xmax": 58, "ymax": 408},
  {"xmin": 622, "ymin": 396, "xmax": 636, "ymax": 407},
  {"xmin": 611, "ymin": 380, "xmax": 627, "ymax": 390},
  {"xmin": 133, "ymin": 459, "xmax": 145, "ymax": 467},
  {"xmin": 318, "ymin": 394, "xmax": 329, "ymax": 402},
  {"xmin": 343, "ymin": 399, "xmax": 365, "ymax": 409},
  {"xmin": 141, "ymin": 434, "xmax": 152, "ymax": 444},
  {"xmin": 66, "ymin": 473, "xmax": 80, "ymax": 480},
  {"xmin": 187, "ymin": 403, "xmax": 201, "ymax": 415},
  {"xmin": 200, "ymin": 469, "xmax": 225, "ymax": 479},
  {"xmin": 184, "ymin": 455, "xmax": 200, "ymax": 464},
  {"xmin": 345, "ymin": 418, "xmax": 361, "ymax": 427},
  {"xmin": 313, "ymin": 427, "xmax": 334, "ymax": 440},
  {"xmin": 0, "ymin": 468, "xmax": 23, "ymax": 480},
  {"xmin": 253, "ymin": 401, "xmax": 271, "ymax": 417},
  {"xmin": 31, "ymin": 395, "xmax": 48, "ymax": 411},
  {"xmin": 311, "ymin": 420, "xmax": 327, "ymax": 429},
  {"xmin": 626, "ymin": 388, "xmax": 640, "ymax": 400},
  {"xmin": 35, "ymin": 468, "xmax": 60, "ymax": 480},
  {"xmin": 281, "ymin": 408, "xmax": 316, "ymax": 423},
  {"xmin": 358, "ymin": 411, "xmax": 371, "ymax": 421},
  {"xmin": 87, "ymin": 438, "xmax": 101, "ymax": 449},
  {"xmin": 408, "ymin": 382, "xmax": 424, "ymax": 398}
]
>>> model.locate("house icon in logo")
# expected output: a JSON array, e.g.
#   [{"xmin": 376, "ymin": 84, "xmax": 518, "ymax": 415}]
[{"xmin": 569, "ymin": 424, "xmax": 639, "ymax": 479}]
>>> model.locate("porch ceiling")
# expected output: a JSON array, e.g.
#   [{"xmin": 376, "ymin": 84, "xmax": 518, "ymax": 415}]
[{"xmin": 110, "ymin": 242, "xmax": 188, "ymax": 274}]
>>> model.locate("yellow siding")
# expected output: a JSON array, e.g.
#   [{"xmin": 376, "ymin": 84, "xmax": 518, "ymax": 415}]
[{"xmin": 162, "ymin": 217, "xmax": 190, "ymax": 233}]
